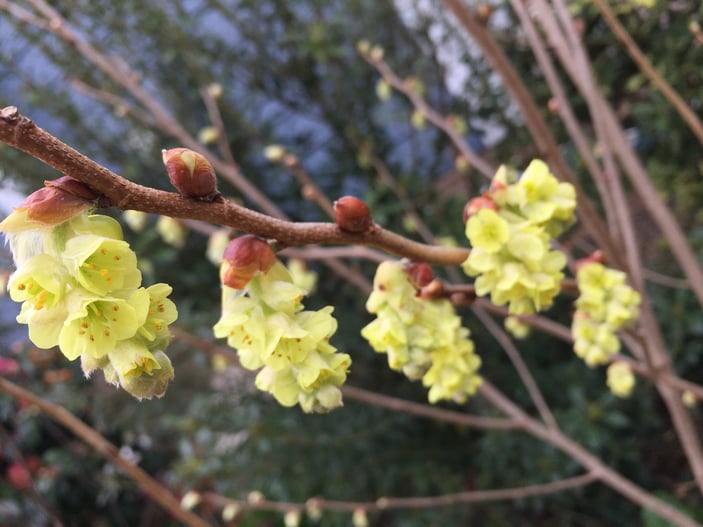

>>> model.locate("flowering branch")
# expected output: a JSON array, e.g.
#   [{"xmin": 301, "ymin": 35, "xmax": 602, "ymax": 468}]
[{"xmin": 0, "ymin": 106, "xmax": 469, "ymax": 266}]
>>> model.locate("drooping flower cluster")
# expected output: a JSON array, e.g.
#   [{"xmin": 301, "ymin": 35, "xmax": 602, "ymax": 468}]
[
  {"xmin": 361, "ymin": 261, "xmax": 482, "ymax": 404},
  {"xmin": 606, "ymin": 361, "xmax": 635, "ymax": 398},
  {"xmin": 1, "ymin": 182, "xmax": 177, "ymax": 399},
  {"xmin": 213, "ymin": 236, "xmax": 350, "ymax": 413},
  {"xmin": 572, "ymin": 262, "xmax": 641, "ymax": 366},
  {"xmin": 462, "ymin": 160, "xmax": 576, "ymax": 315}
]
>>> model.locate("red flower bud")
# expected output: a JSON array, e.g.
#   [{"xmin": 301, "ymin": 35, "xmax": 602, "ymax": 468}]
[
  {"xmin": 221, "ymin": 235, "xmax": 277, "ymax": 289},
  {"xmin": 162, "ymin": 148, "xmax": 219, "ymax": 200},
  {"xmin": 406, "ymin": 262, "xmax": 435, "ymax": 289},
  {"xmin": 462, "ymin": 195, "xmax": 497, "ymax": 222},
  {"xmin": 334, "ymin": 196, "xmax": 372, "ymax": 233}
]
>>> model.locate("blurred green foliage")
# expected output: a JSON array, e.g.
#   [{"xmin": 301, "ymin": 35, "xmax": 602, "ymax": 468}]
[{"xmin": 1, "ymin": 0, "xmax": 702, "ymax": 526}]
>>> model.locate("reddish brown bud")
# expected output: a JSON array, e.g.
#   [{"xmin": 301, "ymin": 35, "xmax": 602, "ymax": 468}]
[
  {"xmin": 406, "ymin": 262, "xmax": 435, "ymax": 289},
  {"xmin": 419, "ymin": 279, "xmax": 444, "ymax": 300},
  {"xmin": 221, "ymin": 235, "xmax": 277, "ymax": 289},
  {"xmin": 45, "ymin": 176, "xmax": 100, "ymax": 200},
  {"xmin": 462, "ymin": 195, "xmax": 498, "ymax": 222},
  {"xmin": 162, "ymin": 148, "xmax": 219, "ymax": 200},
  {"xmin": 547, "ymin": 98, "xmax": 560, "ymax": 114},
  {"xmin": 0, "ymin": 180, "xmax": 95, "ymax": 232},
  {"xmin": 450, "ymin": 291, "xmax": 475, "ymax": 307},
  {"xmin": 573, "ymin": 250, "xmax": 606, "ymax": 272},
  {"xmin": 334, "ymin": 196, "xmax": 372, "ymax": 233},
  {"xmin": 475, "ymin": 4, "xmax": 493, "ymax": 23}
]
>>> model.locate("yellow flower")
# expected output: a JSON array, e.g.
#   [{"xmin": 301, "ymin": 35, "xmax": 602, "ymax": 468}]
[
  {"xmin": 466, "ymin": 209, "xmax": 509, "ymax": 253},
  {"xmin": 607, "ymin": 361, "xmax": 635, "ymax": 398}
]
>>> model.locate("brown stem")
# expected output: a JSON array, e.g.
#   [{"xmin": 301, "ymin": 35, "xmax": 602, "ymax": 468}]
[
  {"xmin": 0, "ymin": 376, "xmax": 212, "ymax": 527},
  {"xmin": 479, "ymin": 381, "xmax": 700, "ymax": 527},
  {"xmin": 440, "ymin": 0, "xmax": 621, "ymax": 268},
  {"xmin": 342, "ymin": 385, "xmax": 519, "ymax": 431},
  {"xmin": 203, "ymin": 472, "xmax": 598, "ymax": 513},
  {"xmin": 0, "ymin": 106, "xmax": 468, "ymax": 266},
  {"xmin": 471, "ymin": 306, "xmax": 558, "ymax": 430},
  {"xmin": 592, "ymin": 0, "xmax": 703, "ymax": 148}
]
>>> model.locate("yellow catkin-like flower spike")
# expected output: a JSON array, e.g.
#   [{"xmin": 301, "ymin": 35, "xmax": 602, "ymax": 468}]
[
  {"xmin": 572, "ymin": 262, "xmax": 640, "ymax": 367},
  {"xmin": 462, "ymin": 160, "xmax": 575, "ymax": 315},
  {"xmin": 214, "ymin": 252, "xmax": 350, "ymax": 413},
  {"xmin": 362, "ymin": 261, "xmax": 482, "ymax": 404},
  {"xmin": 1, "ymin": 201, "xmax": 178, "ymax": 400},
  {"xmin": 606, "ymin": 361, "xmax": 635, "ymax": 398}
]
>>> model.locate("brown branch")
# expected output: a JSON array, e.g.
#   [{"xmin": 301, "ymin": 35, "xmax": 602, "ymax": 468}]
[
  {"xmin": 0, "ymin": 106, "xmax": 469, "ymax": 267},
  {"xmin": 342, "ymin": 385, "xmax": 519, "ymax": 431},
  {"xmin": 478, "ymin": 381, "xmax": 700, "ymax": 527},
  {"xmin": 0, "ymin": 376, "xmax": 212, "ymax": 527},
  {"xmin": 202, "ymin": 472, "xmax": 598, "ymax": 514},
  {"xmin": 439, "ymin": 0, "xmax": 621, "ymax": 269},
  {"xmin": 592, "ymin": 0, "xmax": 703, "ymax": 148},
  {"xmin": 365, "ymin": 56, "xmax": 496, "ymax": 180}
]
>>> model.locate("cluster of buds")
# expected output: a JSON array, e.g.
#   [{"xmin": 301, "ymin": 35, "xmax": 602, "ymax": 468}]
[
  {"xmin": 213, "ymin": 236, "xmax": 351, "ymax": 413},
  {"xmin": 361, "ymin": 261, "xmax": 482, "ymax": 404},
  {"xmin": 0, "ymin": 179, "xmax": 177, "ymax": 399},
  {"xmin": 462, "ymin": 160, "xmax": 576, "ymax": 315},
  {"xmin": 572, "ymin": 259, "xmax": 641, "ymax": 367}
]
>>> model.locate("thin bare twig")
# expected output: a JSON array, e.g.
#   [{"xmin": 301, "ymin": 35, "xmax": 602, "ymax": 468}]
[
  {"xmin": 471, "ymin": 306, "xmax": 558, "ymax": 430},
  {"xmin": 202, "ymin": 472, "xmax": 598, "ymax": 514},
  {"xmin": 592, "ymin": 0, "xmax": 703, "ymax": 148},
  {"xmin": 0, "ymin": 376, "xmax": 212, "ymax": 527},
  {"xmin": 365, "ymin": 55, "xmax": 495, "ymax": 180},
  {"xmin": 342, "ymin": 385, "xmax": 519, "ymax": 431}
]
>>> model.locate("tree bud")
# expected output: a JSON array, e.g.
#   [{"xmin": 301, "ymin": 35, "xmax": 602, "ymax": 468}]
[
  {"xmin": 334, "ymin": 196, "xmax": 372, "ymax": 233},
  {"xmin": 419, "ymin": 279, "xmax": 444, "ymax": 299},
  {"xmin": 221, "ymin": 235, "xmax": 276, "ymax": 289},
  {"xmin": 406, "ymin": 262, "xmax": 435, "ymax": 289},
  {"xmin": 573, "ymin": 250, "xmax": 605, "ymax": 272},
  {"xmin": 462, "ymin": 195, "xmax": 497, "ymax": 223},
  {"xmin": 162, "ymin": 148, "xmax": 219, "ymax": 200},
  {"xmin": 0, "ymin": 177, "xmax": 96, "ymax": 233},
  {"xmin": 475, "ymin": 4, "xmax": 493, "ymax": 23}
]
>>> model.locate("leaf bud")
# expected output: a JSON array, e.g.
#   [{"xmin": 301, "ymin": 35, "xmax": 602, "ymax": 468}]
[
  {"xmin": 180, "ymin": 490, "xmax": 201, "ymax": 510},
  {"xmin": 356, "ymin": 39, "xmax": 371, "ymax": 56},
  {"xmin": 222, "ymin": 503, "xmax": 240, "ymax": 522},
  {"xmin": 352, "ymin": 509, "xmax": 369, "ymax": 527},
  {"xmin": 369, "ymin": 45, "xmax": 384, "ymax": 62},
  {"xmin": 264, "ymin": 144, "xmax": 287, "ymax": 162},
  {"xmin": 197, "ymin": 126, "xmax": 219, "ymax": 145},
  {"xmin": 334, "ymin": 196, "xmax": 373, "ymax": 233},
  {"xmin": 162, "ymin": 147, "xmax": 219, "ymax": 200},
  {"xmin": 305, "ymin": 498, "xmax": 323, "ymax": 521},
  {"xmin": 221, "ymin": 235, "xmax": 276, "ymax": 289},
  {"xmin": 284, "ymin": 510, "xmax": 301, "ymax": 527}
]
